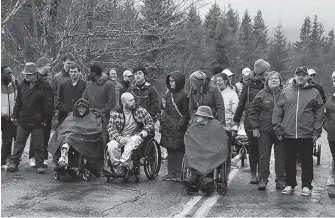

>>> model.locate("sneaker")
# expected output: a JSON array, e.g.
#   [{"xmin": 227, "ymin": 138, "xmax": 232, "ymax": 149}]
[
  {"xmin": 43, "ymin": 160, "xmax": 48, "ymax": 167},
  {"xmin": 7, "ymin": 162, "xmax": 18, "ymax": 172},
  {"xmin": 276, "ymin": 178, "xmax": 286, "ymax": 190},
  {"xmin": 1, "ymin": 164, "xmax": 8, "ymax": 171},
  {"xmin": 258, "ymin": 179, "xmax": 267, "ymax": 191},
  {"xmin": 282, "ymin": 186, "xmax": 294, "ymax": 195},
  {"xmin": 250, "ymin": 173, "xmax": 259, "ymax": 184},
  {"xmin": 301, "ymin": 187, "xmax": 312, "ymax": 196},
  {"xmin": 326, "ymin": 176, "xmax": 335, "ymax": 187},
  {"xmin": 29, "ymin": 158, "xmax": 36, "ymax": 167},
  {"xmin": 36, "ymin": 167, "xmax": 46, "ymax": 174}
]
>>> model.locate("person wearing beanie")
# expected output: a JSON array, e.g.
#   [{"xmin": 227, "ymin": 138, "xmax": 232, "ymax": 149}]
[
  {"xmin": 28, "ymin": 57, "xmax": 55, "ymax": 168},
  {"xmin": 233, "ymin": 59, "xmax": 270, "ymax": 184},
  {"xmin": 324, "ymin": 71, "xmax": 335, "ymax": 195},
  {"xmin": 7, "ymin": 62, "xmax": 53, "ymax": 174},
  {"xmin": 273, "ymin": 66, "xmax": 324, "ymax": 196},
  {"xmin": 128, "ymin": 66, "xmax": 161, "ymax": 124},
  {"xmin": 235, "ymin": 67, "xmax": 251, "ymax": 97},
  {"xmin": 307, "ymin": 69, "xmax": 326, "ymax": 104}
]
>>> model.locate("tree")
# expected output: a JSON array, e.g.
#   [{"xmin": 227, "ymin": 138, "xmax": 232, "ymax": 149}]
[
  {"xmin": 294, "ymin": 16, "xmax": 312, "ymax": 50},
  {"xmin": 268, "ymin": 23, "xmax": 289, "ymax": 72},
  {"xmin": 238, "ymin": 10, "xmax": 256, "ymax": 67},
  {"xmin": 203, "ymin": 2, "xmax": 221, "ymax": 39},
  {"xmin": 252, "ymin": 10, "xmax": 268, "ymax": 50}
]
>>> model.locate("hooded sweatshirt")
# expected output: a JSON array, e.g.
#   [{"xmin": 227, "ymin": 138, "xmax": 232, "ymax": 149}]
[
  {"xmin": 160, "ymin": 71, "xmax": 190, "ymax": 149},
  {"xmin": 272, "ymin": 80, "xmax": 324, "ymax": 139},
  {"xmin": 324, "ymin": 91, "xmax": 335, "ymax": 141}
]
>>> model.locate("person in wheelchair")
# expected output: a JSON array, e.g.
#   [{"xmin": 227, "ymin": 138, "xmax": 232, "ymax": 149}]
[
  {"xmin": 48, "ymin": 98, "xmax": 103, "ymax": 177},
  {"xmin": 183, "ymin": 106, "xmax": 229, "ymax": 193},
  {"xmin": 105, "ymin": 92, "xmax": 154, "ymax": 177}
]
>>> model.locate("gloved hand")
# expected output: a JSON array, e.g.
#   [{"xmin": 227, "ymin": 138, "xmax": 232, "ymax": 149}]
[{"xmin": 252, "ymin": 128, "xmax": 260, "ymax": 138}]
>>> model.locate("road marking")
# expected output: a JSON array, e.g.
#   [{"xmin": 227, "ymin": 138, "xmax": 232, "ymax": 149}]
[
  {"xmin": 193, "ymin": 168, "xmax": 239, "ymax": 217},
  {"xmin": 173, "ymin": 196, "xmax": 203, "ymax": 217}
]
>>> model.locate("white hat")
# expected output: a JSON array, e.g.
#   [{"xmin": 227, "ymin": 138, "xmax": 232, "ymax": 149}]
[
  {"xmin": 242, "ymin": 68, "xmax": 251, "ymax": 76},
  {"xmin": 308, "ymin": 69, "xmax": 316, "ymax": 76},
  {"xmin": 332, "ymin": 71, "xmax": 335, "ymax": 78},
  {"xmin": 123, "ymin": 70, "xmax": 133, "ymax": 77},
  {"xmin": 222, "ymin": 69, "xmax": 234, "ymax": 77}
]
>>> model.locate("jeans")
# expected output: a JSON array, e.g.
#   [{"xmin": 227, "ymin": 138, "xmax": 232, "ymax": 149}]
[
  {"xmin": 29, "ymin": 115, "xmax": 52, "ymax": 160},
  {"xmin": 283, "ymin": 138, "xmax": 314, "ymax": 189},
  {"xmin": 107, "ymin": 135, "xmax": 143, "ymax": 166},
  {"xmin": 246, "ymin": 130, "xmax": 259, "ymax": 174},
  {"xmin": 258, "ymin": 131, "xmax": 285, "ymax": 180},
  {"xmin": 167, "ymin": 147, "xmax": 184, "ymax": 177},
  {"xmin": 1, "ymin": 118, "xmax": 17, "ymax": 165},
  {"xmin": 11, "ymin": 125, "xmax": 44, "ymax": 168}
]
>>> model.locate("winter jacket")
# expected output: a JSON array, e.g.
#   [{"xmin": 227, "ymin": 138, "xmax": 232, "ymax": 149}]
[
  {"xmin": 189, "ymin": 83, "xmax": 225, "ymax": 124},
  {"xmin": 82, "ymin": 76, "xmax": 116, "ymax": 116},
  {"xmin": 272, "ymin": 80, "xmax": 324, "ymax": 139},
  {"xmin": 12, "ymin": 79, "xmax": 53, "ymax": 128},
  {"xmin": 308, "ymin": 79, "xmax": 326, "ymax": 104},
  {"xmin": 120, "ymin": 79, "xmax": 131, "ymax": 91},
  {"xmin": 220, "ymin": 86, "xmax": 239, "ymax": 131},
  {"xmin": 128, "ymin": 81, "xmax": 161, "ymax": 120},
  {"xmin": 107, "ymin": 106, "xmax": 154, "ymax": 144},
  {"xmin": 249, "ymin": 86, "xmax": 282, "ymax": 133},
  {"xmin": 59, "ymin": 79, "xmax": 87, "ymax": 114},
  {"xmin": 1, "ymin": 82, "xmax": 17, "ymax": 119},
  {"xmin": 233, "ymin": 71, "xmax": 265, "ymax": 130},
  {"xmin": 160, "ymin": 71, "xmax": 190, "ymax": 150},
  {"xmin": 324, "ymin": 93, "xmax": 335, "ymax": 141}
]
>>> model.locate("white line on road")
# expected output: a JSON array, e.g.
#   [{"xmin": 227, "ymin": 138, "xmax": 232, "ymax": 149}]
[
  {"xmin": 173, "ymin": 196, "xmax": 203, "ymax": 217},
  {"xmin": 193, "ymin": 168, "xmax": 239, "ymax": 217}
]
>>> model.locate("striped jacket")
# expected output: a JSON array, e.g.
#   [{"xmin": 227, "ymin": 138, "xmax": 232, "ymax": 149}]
[
  {"xmin": 107, "ymin": 106, "xmax": 154, "ymax": 143},
  {"xmin": 1, "ymin": 82, "xmax": 17, "ymax": 118}
]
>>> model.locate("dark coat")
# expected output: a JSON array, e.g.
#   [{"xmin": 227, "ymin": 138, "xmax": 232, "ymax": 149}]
[
  {"xmin": 59, "ymin": 79, "xmax": 87, "ymax": 114},
  {"xmin": 160, "ymin": 71, "xmax": 190, "ymax": 150},
  {"xmin": 324, "ymin": 93, "xmax": 335, "ymax": 141},
  {"xmin": 233, "ymin": 71, "xmax": 265, "ymax": 130},
  {"xmin": 12, "ymin": 78, "xmax": 53, "ymax": 128},
  {"xmin": 309, "ymin": 79, "xmax": 326, "ymax": 104}
]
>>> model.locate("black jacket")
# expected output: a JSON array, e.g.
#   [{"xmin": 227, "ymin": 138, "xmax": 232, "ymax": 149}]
[
  {"xmin": 13, "ymin": 79, "xmax": 53, "ymax": 128},
  {"xmin": 308, "ymin": 79, "xmax": 326, "ymax": 104},
  {"xmin": 59, "ymin": 79, "xmax": 87, "ymax": 114}
]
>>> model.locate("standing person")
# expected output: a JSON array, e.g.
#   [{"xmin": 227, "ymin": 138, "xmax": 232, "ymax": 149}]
[
  {"xmin": 324, "ymin": 71, "xmax": 335, "ymax": 190},
  {"xmin": 1, "ymin": 66, "xmax": 17, "ymax": 169},
  {"xmin": 58, "ymin": 63, "xmax": 86, "ymax": 123},
  {"xmin": 233, "ymin": 59, "xmax": 270, "ymax": 184},
  {"xmin": 160, "ymin": 71, "xmax": 190, "ymax": 181},
  {"xmin": 128, "ymin": 66, "xmax": 161, "ymax": 123},
  {"xmin": 210, "ymin": 65, "xmax": 224, "ymax": 87},
  {"xmin": 188, "ymin": 71, "xmax": 225, "ymax": 125},
  {"xmin": 236, "ymin": 68, "xmax": 251, "ymax": 97},
  {"xmin": 273, "ymin": 66, "xmax": 324, "ymax": 196},
  {"xmin": 120, "ymin": 70, "xmax": 133, "ymax": 90},
  {"xmin": 249, "ymin": 71, "xmax": 286, "ymax": 191},
  {"xmin": 7, "ymin": 63, "xmax": 53, "ymax": 174},
  {"xmin": 108, "ymin": 68, "xmax": 124, "ymax": 107},
  {"xmin": 29, "ymin": 57, "xmax": 54, "ymax": 168},
  {"xmin": 308, "ymin": 69, "xmax": 327, "ymax": 104},
  {"xmin": 216, "ymin": 73, "xmax": 239, "ymax": 171}
]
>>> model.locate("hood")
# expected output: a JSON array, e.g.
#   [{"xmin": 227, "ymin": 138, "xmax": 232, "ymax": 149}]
[
  {"xmin": 96, "ymin": 75, "xmax": 109, "ymax": 85},
  {"xmin": 166, "ymin": 71, "xmax": 185, "ymax": 92},
  {"xmin": 73, "ymin": 98, "xmax": 90, "ymax": 117}
]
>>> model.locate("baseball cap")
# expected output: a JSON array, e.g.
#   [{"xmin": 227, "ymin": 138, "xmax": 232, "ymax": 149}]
[
  {"xmin": 222, "ymin": 69, "xmax": 234, "ymax": 77},
  {"xmin": 295, "ymin": 66, "xmax": 308, "ymax": 75},
  {"xmin": 242, "ymin": 68, "xmax": 251, "ymax": 76},
  {"xmin": 308, "ymin": 69, "xmax": 316, "ymax": 76},
  {"xmin": 36, "ymin": 57, "xmax": 53, "ymax": 68},
  {"xmin": 123, "ymin": 70, "xmax": 133, "ymax": 77}
]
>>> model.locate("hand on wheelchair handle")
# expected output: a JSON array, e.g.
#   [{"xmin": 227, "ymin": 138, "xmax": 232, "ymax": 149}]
[{"xmin": 139, "ymin": 130, "xmax": 148, "ymax": 139}]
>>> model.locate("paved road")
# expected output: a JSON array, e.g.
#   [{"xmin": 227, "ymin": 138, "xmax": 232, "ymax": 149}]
[{"xmin": 2, "ymin": 130, "xmax": 335, "ymax": 217}]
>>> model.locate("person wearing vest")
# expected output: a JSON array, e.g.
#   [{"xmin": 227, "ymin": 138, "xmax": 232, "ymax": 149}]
[
  {"xmin": 160, "ymin": 71, "xmax": 190, "ymax": 181},
  {"xmin": 233, "ymin": 59, "xmax": 270, "ymax": 184},
  {"xmin": 1, "ymin": 66, "xmax": 17, "ymax": 169}
]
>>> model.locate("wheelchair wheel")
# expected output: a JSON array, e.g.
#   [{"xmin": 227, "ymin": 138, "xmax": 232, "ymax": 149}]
[
  {"xmin": 317, "ymin": 144, "xmax": 321, "ymax": 165},
  {"xmin": 83, "ymin": 169, "xmax": 91, "ymax": 181},
  {"xmin": 144, "ymin": 138, "xmax": 161, "ymax": 180},
  {"xmin": 180, "ymin": 156, "xmax": 187, "ymax": 182},
  {"xmin": 216, "ymin": 161, "xmax": 228, "ymax": 195}
]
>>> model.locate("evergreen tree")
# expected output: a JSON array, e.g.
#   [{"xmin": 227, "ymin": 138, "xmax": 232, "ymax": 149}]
[
  {"xmin": 268, "ymin": 23, "xmax": 289, "ymax": 72},
  {"xmin": 252, "ymin": 10, "xmax": 268, "ymax": 50},
  {"xmin": 238, "ymin": 10, "xmax": 256, "ymax": 67},
  {"xmin": 294, "ymin": 16, "xmax": 312, "ymax": 50},
  {"xmin": 226, "ymin": 4, "xmax": 240, "ymax": 34},
  {"xmin": 204, "ymin": 2, "xmax": 222, "ymax": 39}
]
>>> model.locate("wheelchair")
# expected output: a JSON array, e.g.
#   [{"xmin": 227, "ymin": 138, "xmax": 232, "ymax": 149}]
[
  {"xmin": 53, "ymin": 147, "xmax": 92, "ymax": 181},
  {"xmin": 180, "ymin": 155, "xmax": 229, "ymax": 196},
  {"xmin": 103, "ymin": 136, "xmax": 161, "ymax": 183},
  {"xmin": 231, "ymin": 129, "xmax": 249, "ymax": 168}
]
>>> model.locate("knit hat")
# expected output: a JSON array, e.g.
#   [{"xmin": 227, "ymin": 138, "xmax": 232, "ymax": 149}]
[
  {"xmin": 190, "ymin": 71, "xmax": 207, "ymax": 80},
  {"xmin": 308, "ymin": 69, "xmax": 316, "ymax": 76},
  {"xmin": 212, "ymin": 65, "xmax": 224, "ymax": 75},
  {"xmin": 76, "ymin": 98, "xmax": 89, "ymax": 108},
  {"xmin": 222, "ymin": 69, "xmax": 234, "ymax": 77},
  {"xmin": 254, "ymin": 59, "xmax": 270, "ymax": 75},
  {"xmin": 22, "ymin": 62, "xmax": 38, "ymax": 75},
  {"xmin": 36, "ymin": 57, "xmax": 53, "ymax": 68},
  {"xmin": 242, "ymin": 67, "xmax": 251, "ymax": 76},
  {"xmin": 295, "ymin": 66, "xmax": 308, "ymax": 75}
]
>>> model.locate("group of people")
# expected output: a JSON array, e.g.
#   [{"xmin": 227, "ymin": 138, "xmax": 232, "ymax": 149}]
[{"xmin": 1, "ymin": 53, "xmax": 335, "ymax": 198}]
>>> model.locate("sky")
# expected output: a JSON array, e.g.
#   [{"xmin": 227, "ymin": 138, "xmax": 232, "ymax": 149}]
[{"xmin": 198, "ymin": 0, "xmax": 335, "ymax": 42}]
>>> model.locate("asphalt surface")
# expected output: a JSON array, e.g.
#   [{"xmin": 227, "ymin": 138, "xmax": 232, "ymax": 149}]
[{"xmin": 1, "ymin": 129, "xmax": 335, "ymax": 217}]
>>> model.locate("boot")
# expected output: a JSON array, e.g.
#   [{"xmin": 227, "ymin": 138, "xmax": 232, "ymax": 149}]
[
  {"xmin": 7, "ymin": 162, "xmax": 18, "ymax": 172},
  {"xmin": 258, "ymin": 179, "xmax": 267, "ymax": 190},
  {"xmin": 250, "ymin": 172, "xmax": 259, "ymax": 184},
  {"xmin": 275, "ymin": 178, "xmax": 286, "ymax": 190},
  {"xmin": 183, "ymin": 169, "xmax": 198, "ymax": 187}
]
